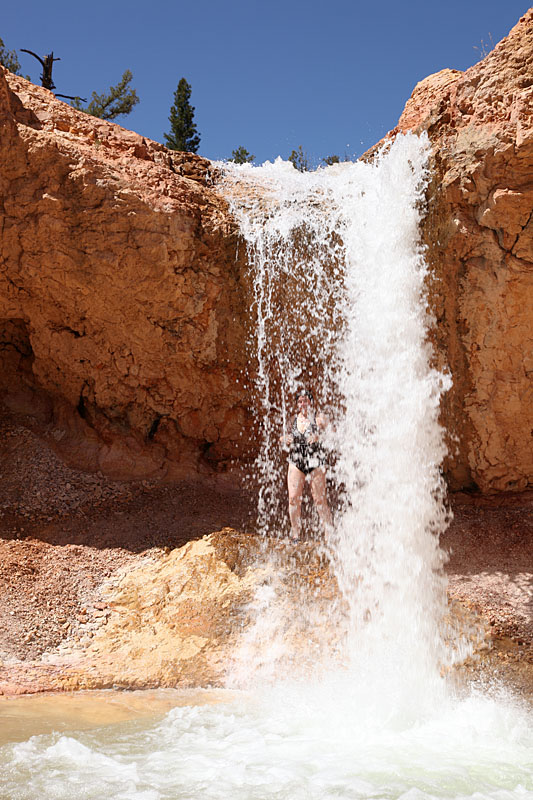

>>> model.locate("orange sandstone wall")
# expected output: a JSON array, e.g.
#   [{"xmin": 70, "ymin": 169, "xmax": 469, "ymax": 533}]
[
  {"xmin": 0, "ymin": 67, "xmax": 251, "ymax": 480},
  {"xmin": 391, "ymin": 10, "xmax": 533, "ymax": 492},
  {"xmin": 0, "ymin": 12, "xmax": 531, "ymax": 491}
]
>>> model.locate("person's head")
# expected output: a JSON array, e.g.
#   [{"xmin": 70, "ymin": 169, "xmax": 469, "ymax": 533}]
[{"xmin": 296, "ymin": 388, "xmax": 313, "ymax": 413}]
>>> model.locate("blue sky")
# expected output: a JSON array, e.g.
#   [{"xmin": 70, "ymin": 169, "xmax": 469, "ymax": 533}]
[{"xmin": 2, "ymin": 1, "xmax": 530, "ymax": 164}]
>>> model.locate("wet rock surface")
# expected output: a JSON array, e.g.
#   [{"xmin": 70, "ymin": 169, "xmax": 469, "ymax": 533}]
[{"xmin": 444, "ymin": 492, "xmax": 533, "ymax": 696}]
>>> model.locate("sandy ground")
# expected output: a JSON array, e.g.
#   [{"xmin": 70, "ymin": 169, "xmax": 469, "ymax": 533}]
[{"xmin": 0, "ymin": 406, "xmax": 531, "ymax": 696}]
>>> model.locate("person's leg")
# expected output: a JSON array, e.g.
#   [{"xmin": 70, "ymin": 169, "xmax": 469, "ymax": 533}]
[
  {"xmin": 287, "ymin": 463, "xmax": 305, "ymax": 539},
  {"xmin": 310, "ymin": 467, "xmax": 333, "ymax": 532}
]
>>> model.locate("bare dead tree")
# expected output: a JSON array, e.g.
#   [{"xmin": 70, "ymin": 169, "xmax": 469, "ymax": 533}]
[
  {"xmin": 55, "ymin": 91, "xmax": 87, "ymax": 101},
  {"xmin": 20, "ymin": 48, "xmax": 86, "ymax": 101},
  {"xmin": 20, "ymin": 49, "xmax": 59, "ymax": 90}
]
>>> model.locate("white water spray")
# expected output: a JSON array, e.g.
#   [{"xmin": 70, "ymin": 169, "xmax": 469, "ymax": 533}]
[
  {"xmin": 221, "ymin": 133, "xmax": 460, "ymax": 700},
  {"xmin": 329, "ymin": 135, "xmax": 453, "ymax": 713}
]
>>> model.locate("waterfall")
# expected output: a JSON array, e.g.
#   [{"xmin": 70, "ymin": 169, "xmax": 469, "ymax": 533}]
[{"xmin": 221, "ymin": 133, "xmax": 464, "ymax": 703}]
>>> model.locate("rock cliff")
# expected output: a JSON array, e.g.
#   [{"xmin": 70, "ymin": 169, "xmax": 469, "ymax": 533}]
[
  {"xmin": 390, "ymin": 10, "xmax": 533, "ymax": 491},
  {"xmin": 0, "ymin": 10, "xmax": 532, "ymax": 491},
  {"xmin": 0, "ymin": 70, "xmax": 250, "ymax": 479}
]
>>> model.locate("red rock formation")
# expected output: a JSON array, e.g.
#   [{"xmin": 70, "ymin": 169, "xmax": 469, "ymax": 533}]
[
  {"xmin": 0, "ymin": 11, "xmax": 531, "ymax": 491},
  {"xmin": 0, "ymin": 68, "xmax": 251, "ymax": 479},
  {"xmin": 391, "ymin": 10, "xmax": 533, "ymax": 492}
]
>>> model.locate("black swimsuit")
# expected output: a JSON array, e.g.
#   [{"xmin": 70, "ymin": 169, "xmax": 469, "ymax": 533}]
[{"xmin": 289, "ymin": 415, "xmax": 326, "ymax": 476}]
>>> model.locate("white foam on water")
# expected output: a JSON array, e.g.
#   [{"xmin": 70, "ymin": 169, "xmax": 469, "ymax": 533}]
[{"xmin": 1, "ymin": 687, "xmax": 532, "ymax": 799}]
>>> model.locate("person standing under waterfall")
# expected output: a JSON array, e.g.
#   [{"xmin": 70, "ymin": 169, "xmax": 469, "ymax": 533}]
[{"xmin": 279, "ymin": 388, "xmax": 333, "ymax": 539}]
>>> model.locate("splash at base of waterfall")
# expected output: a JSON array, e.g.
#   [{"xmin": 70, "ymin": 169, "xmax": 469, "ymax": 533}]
[{"xmin": 1, "ymin": 685, "xmax": 531, "ymax": 800}]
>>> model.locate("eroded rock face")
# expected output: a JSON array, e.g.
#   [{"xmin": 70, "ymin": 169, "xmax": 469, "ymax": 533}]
[
  {"xmin": 1, "ymin": 13, "xmax": 532, "ymax": 491},
  {"xmin": 64, "ymin": 532, "xmax": 271, "ymax": 690},
  {"xmin": 390, "ymin": 11, "xmax": 533, "ymax": 491},
  {"xmin": 0, "ymin": 68, "xmax": 251, "ymax": 479}
]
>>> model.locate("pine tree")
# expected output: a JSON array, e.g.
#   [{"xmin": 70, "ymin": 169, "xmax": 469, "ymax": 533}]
[
  {"xmin": 322, "ymin": 154, "xmax": 340, "ymax": 165},
  {"xmin": 71, "ymin": 70, "xmax": 139, "ymax": 120},
  {"xmin": 0, "ymin": 37, "xmax": 22, "ymax": 74},
  {"xmin": 230, "ymin": 146, "xmax": 255, "ymax": 164},
  {"xmin": 164, "ymin": 78, "xmax": 200, "ymax": 153},
  {"xmin": 289, "ymin": 145, "xmax": 310, "ymax": 172}
]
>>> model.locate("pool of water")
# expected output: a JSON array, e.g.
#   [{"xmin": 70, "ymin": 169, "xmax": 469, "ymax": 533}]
[
  {"xmin": 1, "ymin": 683, "xmax": 532, "ymax": 800},
  {"xmin": 0, "ymin": 688, "xmax": 233, "ymax": 745}
]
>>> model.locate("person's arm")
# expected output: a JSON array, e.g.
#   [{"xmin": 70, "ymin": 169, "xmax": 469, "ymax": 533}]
[
  {"xmin": 280, "ymin": 419, "xmax": 294, "ymax": 447},
  {"xmin": 316, "ymin": 412, "xmax": 329, "ymax": 430}
]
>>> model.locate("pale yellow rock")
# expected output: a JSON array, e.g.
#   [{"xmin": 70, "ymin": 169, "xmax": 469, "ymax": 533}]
[{"xmin": 22, "ymin": 530, "xmax": 340, "ymax": 691}]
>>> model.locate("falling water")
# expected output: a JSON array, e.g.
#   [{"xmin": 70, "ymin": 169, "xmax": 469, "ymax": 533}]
[
  {"xmin": 221, "ymin": 133, "xmax": 459, "ymax": 698},
  {"xmin": 1, "ymin": 135, "xmax": 532, "ymax": 800}
]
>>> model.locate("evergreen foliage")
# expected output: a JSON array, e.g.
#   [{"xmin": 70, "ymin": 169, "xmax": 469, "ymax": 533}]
[
  {"xmin": 230, "ymin": 146, "xmax": 255, "ymax": 164},
  {"xmin": 164, "ymin": 78, "xmax": 201, "ymax": 153},
  {"xmin": 71, "ymin": 70, "xmax": 139, "ymax": 120},
  {"xmin": 289, "ymin": 145, "xmax": 310, "ymax": 172},
  {"xmin": 0, "ymin": 36, "xmax": 22, "ymax": 74},
  {"xmin": 322, "ymin": 154, "xmax": 340, "ymax": 165}
]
